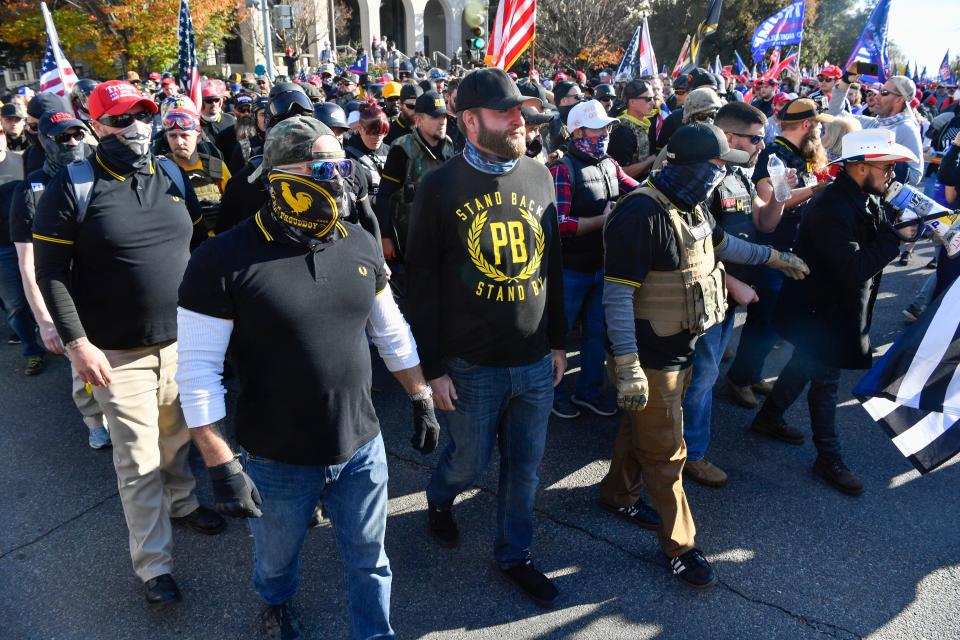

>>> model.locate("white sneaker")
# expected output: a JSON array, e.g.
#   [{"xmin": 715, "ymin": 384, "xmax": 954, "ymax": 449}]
[{"xmin": 88, "ymin": 426, "xmax": 111, "ymax": 449}]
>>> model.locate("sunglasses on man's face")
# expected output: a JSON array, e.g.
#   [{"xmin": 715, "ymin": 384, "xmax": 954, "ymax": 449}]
[
  {"xmin": 673, "ymin": 89, "xmax": 686, "ymax": 96},
  {"xmin": 817, "ymin": 76, "xmax": 834, "ymax": 82},
  {"xmin": 277, "ymin": 158, "xmax": 353, "ymax": 181},
  {"xmin": 633, "ymin": 95, "xmax": 655, "ymax": 102},
  {"xmin": 879, "ymin": 89, "xmax": 895, "ymax": 97},
  {"xmin": 402, "ymin": 102, "xmax": 417, "ymax": 109},
  {"xmin": 98, "ymin": 111, "xmax": 154, "ymax": 128},
  {"xmin": 203, "ymin": 97, "xmax": 222, "ymax": 104},
  {"xmin": 235, "ymin": 104, "xmax": 252, "ymax": 114},
  {"xmin": 729, "ymin": 131, "xmax": 764, "ymax": 145},
  {"xmin": 598, "ymin": 96, "xmax": 613, "ymax": 102},
  {"xmin": 52, "ymin": 130, "xmax": 85, "ymax": 143}
]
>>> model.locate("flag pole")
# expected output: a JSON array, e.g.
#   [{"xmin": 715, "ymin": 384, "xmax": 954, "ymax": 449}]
[{"xmin": 40, "ymin": 2, "xmax": 69, "ymax": 89}]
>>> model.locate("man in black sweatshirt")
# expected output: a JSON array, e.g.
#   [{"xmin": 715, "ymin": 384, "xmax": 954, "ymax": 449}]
[{"xmin": 405, "ymin": 68, "xmax": 567, "ymax": 609}]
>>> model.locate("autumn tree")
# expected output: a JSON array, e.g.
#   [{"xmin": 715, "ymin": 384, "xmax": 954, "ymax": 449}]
[{"xmin": 536, "ymin": 0, "xmax": 646, "ymax": 68}]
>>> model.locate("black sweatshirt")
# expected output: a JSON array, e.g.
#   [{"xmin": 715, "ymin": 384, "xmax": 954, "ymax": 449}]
[
  {"xmin": 33, "ymin": 152, "xmax": 205, "ymax": 349},
  {"xmin": 405, "ymin": 154, "xmax": 566, "ymax": 380}
]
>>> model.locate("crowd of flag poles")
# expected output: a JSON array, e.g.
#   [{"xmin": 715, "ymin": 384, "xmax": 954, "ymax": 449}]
[{"xmin": 29, "ymin": 0, "xmax": 960, "ymax": 473}]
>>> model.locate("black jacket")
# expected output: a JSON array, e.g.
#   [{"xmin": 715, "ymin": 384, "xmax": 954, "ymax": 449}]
[{"xmin": 775, "ymin": 171, "xmax": 900, "ymax": 370}]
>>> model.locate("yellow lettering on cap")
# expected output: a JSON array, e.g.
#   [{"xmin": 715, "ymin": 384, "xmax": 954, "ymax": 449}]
[{"xmin": 435, "ymin": 98, "xmax": 444, "ymax": 108}]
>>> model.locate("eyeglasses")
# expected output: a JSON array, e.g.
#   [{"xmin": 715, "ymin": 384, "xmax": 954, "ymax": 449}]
[
  {"xmin": 52, "ymin": 130, "xmax": 85, "ymax": 143},
  {"xmin": 402, "ymin": 102, "xmax": 417, "ymax": 109},
  {"xmin": 203, "ymin": 97, "xmax": 222, "ymax": 104},
  {"xmin": 673, "ymin": 89, "xmax": 687, "ymax": 96},
  {"xmin": 729, "ymin": 131, "xmax": 764, "ymax": 145},
  {"xmin": 863, "ymin": 162, "xmax": 895, "ymax": 176},
  {"xmin": 163, "ymin": 111, "xmax": 200, "ymax": 131},
  {"xmin": 879, "ymin": 89, "xmax": 895, "ymax": 97},
  {"xmin": 276, "ymin": 158, "xmax": 354, "ymax": 181},
  {"xmin": 97, "ymin": 111, "xmax": 154, "ymax": 128}
]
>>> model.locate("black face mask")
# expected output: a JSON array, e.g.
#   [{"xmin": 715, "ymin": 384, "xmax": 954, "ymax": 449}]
[
  {"xmin": 267, "ymin": 169, "xmax": 347, "ymax": 242},
  {"xmin": 98, "ymin": 121, "xmax": 152, "ymax": 169},
  {"xmin": 38, "ymin": 134, "xmax": 87, "ymax": 173}
]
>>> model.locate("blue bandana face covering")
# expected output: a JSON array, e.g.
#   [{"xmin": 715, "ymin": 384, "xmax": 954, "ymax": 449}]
[
  {"xmin": 463, "ymin": 139, "xmax": 518, "ymax": 175},
  {"xmin": 572, "ymin": 134, "xmax": 609, "ymax": 159},
  {"xmin": 653, "ymin": 162, "xmax": 727, "ymax": 211}
]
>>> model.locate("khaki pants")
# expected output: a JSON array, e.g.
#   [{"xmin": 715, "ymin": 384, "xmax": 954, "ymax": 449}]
[
  {"xmin": 599, "ymin": 366, "xmax": 696, "ymax": 557},
  {"xmin": 71, "ymin": 363, "xmax": 104, "ymax": 430},
  {"xmin": 91, "ymin": 341, "xmax": 198, "ymax": 582}
]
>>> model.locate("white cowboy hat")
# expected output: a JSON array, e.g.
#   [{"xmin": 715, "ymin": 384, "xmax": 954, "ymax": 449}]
[{"xmin": 837, "ymin": 128, "xmax": 918, "ymax": 164}]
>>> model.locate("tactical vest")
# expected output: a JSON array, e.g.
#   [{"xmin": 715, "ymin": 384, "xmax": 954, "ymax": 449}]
[
  {"xmin": 558, "ymin": 147, "xmax": 619, "ymax": 272},
  {"xmin": 617, "ymin": 185, "xmax": 727, "ymax": 337},
  {"xmin": 169, "ymin": 148, "xmax": 224, "ymax": 232},
  {"xmin": 346, "ymin": 144, "xmax": 387, "ymax": 202},
  {"xmin": 713, "ymin": 167, "xmax": 754, "ymax": 242},
  {"xmin": 391, "ymin": 131, "xmax": 453, "ymax": 248},
  {"xmin": 615, "ymin": 115, "xmax": 651, "ymax": 165}
]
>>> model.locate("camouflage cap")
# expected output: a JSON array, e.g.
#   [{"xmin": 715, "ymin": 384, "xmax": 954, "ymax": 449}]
[{"xmin": 262, "ymin": 115, "xmax": 340, "ymax": 171}]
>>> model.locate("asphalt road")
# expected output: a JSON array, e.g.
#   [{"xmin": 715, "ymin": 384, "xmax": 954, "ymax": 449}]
[{"xmin": 1, "ymin": 243, "xmax": 958, "ymax": 640}]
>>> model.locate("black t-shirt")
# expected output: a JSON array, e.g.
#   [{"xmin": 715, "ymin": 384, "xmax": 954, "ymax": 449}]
[
  {"xmin": 216, "ymin": 158, "xmax": 266, "ymax": 234},
  {"xmin": 0, "ymin": 152, "xmax": 24, "ymax": 247},
  {"xmin": 604, "ymin": 190, "xmax": 723, "ymax": 370},
  {"xmin": 32, "ymin": 153, "xmax": 205, "ymax": 349},
  {"xmin": 405, "ymin": 154, "xmax": 566, "ymax": 380},
  {"xmin": 178, "ymin": 212, "xmax": 388, "ymax": 465},
  {"xmin": 751, "ymin": 136, "xmax": 817, "ymax": 250},
  {"xmin": 9, "ymin": 167, "xmax": 48, "ymax": 245}
]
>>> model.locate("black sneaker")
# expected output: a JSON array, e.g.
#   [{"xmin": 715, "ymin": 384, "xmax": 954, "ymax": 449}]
[
  {"xmin": 551, "ymin": 397, "xmax": 581, "ymax": 419},
  {"xmin": 899, "ymin": 251, "xmax": 911, "ymax": 266},
  {"xmin": 6, "ymin": 333, "xmax": 20, "ymax": 345},
  {"xmin": 902, "ymin": 305, "xmax": 921, "ymax": 323},
  {"xmin": 260, "ymin": 601, "xmax": 303, "ymax": 640},
  {"xmin": 500, "ymin": 559, "xmax": 558, "ymax": 608},
  {"xmin": 669, "ymin": 549, "xmax": 717, "ymax": 589},
  {"xmin": 427, "ymin": 501, "xmax": 459, "ymax": 548},
  {"xmin": 144, "ymin": 573, "xmax": 182, "ymax": 609},
  {"xmin": 600, "ymin": 497, "xmax": 661, "ymax": 531},
  {"xmin": 571, "ymin": 394, "xmax": 617, "ymax": 417},
  {"xmin": 924, "ymin": 257, "xmax": 938, "ymax": 270},
  {"xmin": 812, "ymin": 456, "xmax": 864, "ymax": 496},
  {"xmin": 749, "ymin": 412, "xmax": 804, "ymax": 445}
]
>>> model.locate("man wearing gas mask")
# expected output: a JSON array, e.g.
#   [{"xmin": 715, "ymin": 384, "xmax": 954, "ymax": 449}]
[
  {"xmin": 32, "ymin": 81, "xmax": 224, "ymax": 608},
  {"xmin": 176, "ymin": 115, "xmax": 437, "ymax": 640},
  {"xmin": 9, "ymin": 111, "xmax": 110, "ymax": 447}
]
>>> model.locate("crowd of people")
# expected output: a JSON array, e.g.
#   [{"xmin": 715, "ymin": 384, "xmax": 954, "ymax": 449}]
[{"xmin": 1, "ymin": 56, "xmax": 959, "ymax": 640}]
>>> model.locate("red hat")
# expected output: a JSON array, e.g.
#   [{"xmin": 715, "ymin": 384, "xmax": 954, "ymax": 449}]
[
  {"xmin": 575, "ymin": 70, "xmax": 587, "ymax": 84},
  {"xmin": 148, "ymin": 71, "xmax": 161, "ymax": 82},
  {"xmin": 554, "ymin": 72, "xmax": 568, "ymax": 82},
  {"xmin": 819, "ymin": 64, "xmax": 842, "ymax": 79},
  {"xmin": 87, "ymin": 80, "xmax": 158, "ymax": 120},
  {"xmin": 202, "ymin": 82, "xmax": 223, "ymax": 98}
]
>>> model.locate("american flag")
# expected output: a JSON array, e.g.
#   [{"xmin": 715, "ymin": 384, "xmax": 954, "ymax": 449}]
[
  {"xmin": 485, "ymin": 0, "xmax": 536, "ymax": 72},
  {"xmin": 855, "ymin": 277, "xmax": 960, "ymax": 474},
  {"xmin": 39, "ymin": 2, "xmax": 77, "ymax": 96},
  {"xmin": 178, "ymin": 0, "xmax": 202, "ymax": 108}
]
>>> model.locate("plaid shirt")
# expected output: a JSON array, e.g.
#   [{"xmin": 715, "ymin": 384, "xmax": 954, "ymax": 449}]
[{"xmin": 550, "ymin": 157, "xmax": 639, "ymax": 236}]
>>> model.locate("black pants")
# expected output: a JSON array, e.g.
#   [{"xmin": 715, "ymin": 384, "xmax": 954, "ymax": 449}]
[{"xmin": 758, "ymin": 347, "xmax": 842, "ymax": 459}]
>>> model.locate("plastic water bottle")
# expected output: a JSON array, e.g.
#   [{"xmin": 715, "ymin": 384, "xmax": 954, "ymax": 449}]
[
  {"xmin": 885, "ymin": 181, "xmax": 960, "ymax": 257},
  {"xmin": 767, "ymin": 154, "xmax": 792, "ymax": 203}
]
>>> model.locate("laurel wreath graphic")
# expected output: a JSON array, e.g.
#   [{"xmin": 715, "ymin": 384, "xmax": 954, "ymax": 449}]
[{"xmin": 467, "ymin": 209, "xmax": 544, "ymax": 283}]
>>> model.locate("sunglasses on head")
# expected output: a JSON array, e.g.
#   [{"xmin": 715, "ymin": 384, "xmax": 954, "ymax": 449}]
[
  {"xmin": 729, "ymin": 131, "xmax": 764, "ymax": 145},
  {"xmin": 98, "ymin": 111, "xmax": 154, "ymax": 128},
  {"xmin": 52, "ymin": 130, "xmax": 85, "ymax": 143}
]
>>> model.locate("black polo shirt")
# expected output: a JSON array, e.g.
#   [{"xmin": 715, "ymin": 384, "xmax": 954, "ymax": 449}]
[
  {"xmin": 33, "ymin": 152, "xmax": 205, "ymax": 349},
  {"xmin": 178, "ymin": 212, "xmax": 388, "ymax": 465},
  {"xmin": 9, "ymin": 167, "xmax": 48, "ymax": 245},
  {"xmin": 604, "ymin": 189, "xmax": 724, "ymax": 371},
  {"xmin": 0, "ymin": 151, "xmax": 24, "ymax": 247},
  {"xmin": 751, "ymin": 136, "xmax": 818, "ymax": 250}
]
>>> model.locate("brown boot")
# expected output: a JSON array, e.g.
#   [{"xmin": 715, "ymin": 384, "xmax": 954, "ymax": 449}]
[
  {"xmin": 749, "ymin": 411, "xmax": 805, "ymax": 445},
  {"xmin": 726, "ymin": 377, "xmax": 759, "ymax": 408},
  {"xmin": 751, "ymin": 379, "xmax": 776, "ymax": 395},
  {"xmin": 684, "ymin": 459, "xmax": 728, "ymax": 487}
]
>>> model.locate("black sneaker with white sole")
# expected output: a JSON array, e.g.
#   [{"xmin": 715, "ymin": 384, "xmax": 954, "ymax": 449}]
[
  {"xmin": 600, "ymin": 497, "xmax": 661, "ymax": 531},
  {"xmin": 500, "ymin": 559, "xmax": 558, "ymax": 608},
  {"xmin": 551, "ymin": 397, "xmax": 581, "ymax": 419},
  {"xmin": 669, "ymin": 548, "xmax": 717, "ymax": 588},
  {"xmin": 571, "ymin": 394, "xmax": 617, "ymax": 417},
  {"xmin": 427, "ymin": 501, "xmax": 459, "ymax": 548}
]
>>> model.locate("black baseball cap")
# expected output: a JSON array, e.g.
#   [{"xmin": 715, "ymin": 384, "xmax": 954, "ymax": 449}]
[
  {"xmin": 38, "ymin": 111, "xmax": 85, "ymax": 137},
  {"xmin": 399, "ymin": 83, "xmax": 423, "ymax": 102},
  {"xmin": 1, "ymin": 103, "xmax": 27, "ymax": 118},
  {"xmin": 27, "ymin": 93, "xmax": 68, "ymax": 119},
  {"xmin": 687, "ymin": 68, "xmax": 718, "ymax": 90},
  {"xmin": 455, "ymin": 67, "xmax": 540, "ymax": 111},
  {"xmin": 666, "ymin": 122, "xmax": 751, "ymax": 165},
  {"xmin": 517, "ymin": 78, "xmax": 548, "ymax": 106},
  {"xmin": 552, "ymin": 80, "xmax": 580, "ymax": 104},
  {"xmin": 521, "ymin": 105, "xmax": 554, "ymax": 125},
  {"xmin": 415, "ymin": 91, "xmax": 447, "ymax": 117}
]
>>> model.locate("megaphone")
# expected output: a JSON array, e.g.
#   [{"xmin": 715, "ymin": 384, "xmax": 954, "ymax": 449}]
[{"xmin": 887, "ymin": 181, "xmax": 960, "ymax": 257}]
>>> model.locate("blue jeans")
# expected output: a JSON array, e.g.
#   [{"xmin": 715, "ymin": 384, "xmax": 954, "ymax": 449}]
[
  {"xmin": 555, "ymin": 268, "xmax": 606, "ymax": 403},
  {"xmin": 427, "ymin": 354, "xmax": 554, "ymax": 566},
  {"xmin": 682, "ymin": 310, "xmax": 737, "ymax": 462},
  {"xmin": 728, "ymin": 266, "xmax": 783, "ymax": 387},
  {"xmin": 0, "ymin": 246, "xmax": 44, "ymax": 358},
  {"xmin": 245, "ymin": 434, "xmax": 393, "ymax": 640},
  {"xmin": 758, "ymin": 348, "xmax": 842, "ymax": 458}
]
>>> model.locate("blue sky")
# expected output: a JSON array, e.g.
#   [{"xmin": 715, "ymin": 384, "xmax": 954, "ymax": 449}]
[{"xmin": 887, "ymin": 0, "xmax": 960, "ymax": 73}]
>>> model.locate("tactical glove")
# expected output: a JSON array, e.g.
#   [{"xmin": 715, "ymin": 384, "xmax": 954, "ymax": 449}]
[
  {"xmin": 766, "ymin": 248, "xmax": 810, "ymax": 280},
  {"xmin": 208, "ymin": 456, "xmax": 263, "ymax": 518},
  {"xmin": 411, "ymin": 395, "xmax": 441, "ymax": 454},
  {"xmin": 614, "ymin": 353, "xmax": 649, "ymax": 412}
]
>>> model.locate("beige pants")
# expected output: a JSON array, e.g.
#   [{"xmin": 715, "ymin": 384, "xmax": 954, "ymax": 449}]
[
  {"xmin": 71, "ymin": 363, "xmax": 104, "ymax": 430},
  {"xmin": 91, "ymin": 341, "xmax": 198, "ymax": 582},
  {"xmin": 599, "ymin": 366, "xmax": 696, "ymax": 558}
]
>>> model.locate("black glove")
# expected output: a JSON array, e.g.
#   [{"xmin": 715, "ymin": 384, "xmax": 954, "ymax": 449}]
[
  {"xmin": 411, "ymin": 396, "xmax": 440, "ymax": 454},
  {"xmin": 208, "ymin": 456, "xmax": 263, "ymax": 518}
]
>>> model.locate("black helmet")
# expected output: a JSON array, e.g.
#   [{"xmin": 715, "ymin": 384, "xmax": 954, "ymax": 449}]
[
  {"xmin": 70, "ymin": 79, "xmax": 100, "ymax": 115},
  {"xmin": 313, "ymin": 102, "xmax": 349, "ymax": 130},
  {"xmin": 267, "ymin": 82, "xmax": 313, "ymax": 126},
  {"xmin": 594, "ymin": 83, "xmax": 616, "ymax": 100}
]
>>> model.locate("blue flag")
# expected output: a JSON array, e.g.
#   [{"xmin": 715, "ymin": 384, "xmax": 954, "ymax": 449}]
[
  {"xmin": 939, "ymin": 51, "xmax": 954, "ymax": 84},
  {"xmin": 734, "ymin": 51, "xmax": 747, "ymax": 75},
  {"xmin": 616, "ymin": 26, "xmax": 642, "ymax": 80},
  {"xmin": 751, "ymin": 0, "xmax": 805, "ymax": 63},
  {"xmin": 845, "ymin": 0, "xmax": 891, "ymax": 83},
  {"xmin": 348, "ymin": 54, "xmax": 368, "ymax": 75}
]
